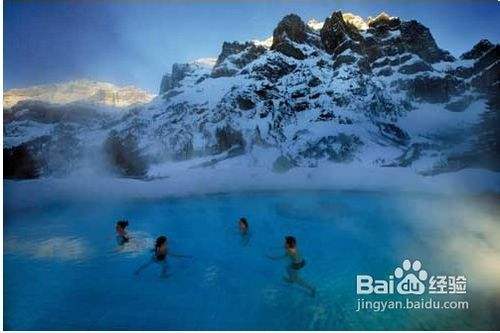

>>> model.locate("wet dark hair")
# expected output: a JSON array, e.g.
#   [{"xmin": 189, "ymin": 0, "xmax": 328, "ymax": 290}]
[
  {"xmin": 285, "ymin": 236, "xmax": 296, "ymax": 248},
  {"xmin": 239, "ymin": 217, "xmax": 249, "ymax": 229},
  {"xmin": 116, "ymin": 220, "xmax": 129, "ymax": 229},
  {"xmin": 155, "ymin": 236, "xmax": 167, "ymax": 250}
]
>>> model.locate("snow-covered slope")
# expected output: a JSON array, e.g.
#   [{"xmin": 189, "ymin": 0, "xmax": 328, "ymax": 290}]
[
  {"xmin": 3, "ymin": 79, "xmax": 154, "ymax": 109},
  {"xmin": 4, "ymin": 11, "xmax": 499, "ymax": 180}
]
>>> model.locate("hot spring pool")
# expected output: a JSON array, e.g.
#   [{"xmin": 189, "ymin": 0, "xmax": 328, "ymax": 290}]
[{"xmin": 4, "ymin": 190, "xmax": 500, "ymax": 330}]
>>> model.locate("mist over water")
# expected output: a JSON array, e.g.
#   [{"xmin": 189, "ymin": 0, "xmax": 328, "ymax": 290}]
[{"xmin": 4, "ymin": 185, "xmax": 500, "ymax": 330}]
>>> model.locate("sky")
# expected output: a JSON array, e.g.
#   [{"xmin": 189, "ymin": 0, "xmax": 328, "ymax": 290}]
[{"xmin": 4, "ymin": 0, "xmax": 500, "ymax": 93}]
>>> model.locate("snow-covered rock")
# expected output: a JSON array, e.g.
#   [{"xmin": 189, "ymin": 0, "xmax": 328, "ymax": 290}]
[{"xmin": 4, "ymin": 10, "xmax": 499, "ymax": 179}]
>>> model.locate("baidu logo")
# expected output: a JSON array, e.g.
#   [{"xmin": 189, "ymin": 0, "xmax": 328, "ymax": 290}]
[
  {"xmin": 394, "ymin": 259, "xmax": 428, "ymax": 294},
  {"xmin": 356, "ymin": 259, "xmax": 466, "ymax": 295}
]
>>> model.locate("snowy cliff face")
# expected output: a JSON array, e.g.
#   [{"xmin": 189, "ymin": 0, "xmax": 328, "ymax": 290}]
[
  {"xmin": 4, "ymin": 11, "xmax": 500, "ymax": 179},
  {"xmin": 3, "ymin": 80, "xmax": 154, "ymax": 109}
]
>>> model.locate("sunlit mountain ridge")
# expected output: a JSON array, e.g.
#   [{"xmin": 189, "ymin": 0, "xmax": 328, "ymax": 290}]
[{"xmin": 3, "ymin": 79, "xmax": 155, "ymax": 109}]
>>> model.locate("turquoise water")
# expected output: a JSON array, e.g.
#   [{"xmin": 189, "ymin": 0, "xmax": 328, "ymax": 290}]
[{"xmin": 4, "ymin": 190, "xmax": 500, "ymax": 330}]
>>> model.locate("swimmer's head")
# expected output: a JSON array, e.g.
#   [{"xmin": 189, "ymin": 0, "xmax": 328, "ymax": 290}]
[
  {"xmin": 285, "ymin": 236, "xmax": 296, "ymax": 249},
  {"xmin": 116, "ymin": 220, "xmax": 129, "ymax": 231},
  {"xmin": 155, "ymin": 236, "xmax": 167, "ymax": 250},
  {"xmin": 239, "ymin": 217, "xmax": 249, "ymax": 232}
]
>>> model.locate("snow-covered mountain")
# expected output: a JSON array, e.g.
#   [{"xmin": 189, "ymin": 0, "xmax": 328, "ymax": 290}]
[
  {"xmin": 4, "ymin": 11, "xmax": 499, "ymax": 179},
  {"xmin": 3, "ymin": 80, "xmax": 154, "ymax": 109}
]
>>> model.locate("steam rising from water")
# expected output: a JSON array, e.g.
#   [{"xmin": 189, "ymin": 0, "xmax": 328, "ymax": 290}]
[
  {"xmin": 5, "ymin": 164, "xmax": 500, "ymax": 211},
  {"xmin": 400, "ymin": 194, "xmax": 500, "ymax": 292},
  {"xmin": 436, "ymin": 201, "xmax": 500, "ymax": 290}
]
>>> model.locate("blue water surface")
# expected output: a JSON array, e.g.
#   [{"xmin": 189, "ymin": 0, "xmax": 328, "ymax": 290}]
[{"xmin": 4, "ymin": 190, "xmax": 500, "ymax": 330}]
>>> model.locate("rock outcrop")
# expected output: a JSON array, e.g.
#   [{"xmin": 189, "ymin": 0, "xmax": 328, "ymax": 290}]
[
  {"xmin": 211, "ymin": 42, "xmax": 266, "ymax": 77},
  {"xmin": 159, "ymin": 63, "xmax": 193, "ymax": 94}
]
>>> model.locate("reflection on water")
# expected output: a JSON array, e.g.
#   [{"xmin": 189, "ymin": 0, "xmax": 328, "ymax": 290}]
[
  {"xmin": 3, "ymin": 191, "xmax": 500, "ymax": 330},
  {"xmin": 5, "ymin": 236, "xmax": 89, "ymax": 261},
  {"xmin": 4, "ymin": 231, "xmax": 156, "ymax": 261},
  {"xmin": 202, "ymin": 264, "xmax": 221, "ymax": 286}
]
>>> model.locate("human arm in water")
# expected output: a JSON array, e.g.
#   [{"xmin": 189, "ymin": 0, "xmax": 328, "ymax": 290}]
[
  {"xmin": 134, "ymin": 254, "xmax": 171, "ymax": 278},
  {"xmin": 134, "ymin": 258, "xmax": 154, "ymax": 275},
  {"xmin": 168, "ymin": 252, "xmax": 193, "ymax": 258},
  {"xmin": 266, "ymin": 252, "xmax": 287, "ymax": 260}
]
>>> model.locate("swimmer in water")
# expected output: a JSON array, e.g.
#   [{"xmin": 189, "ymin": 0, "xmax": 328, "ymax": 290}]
[
  {"xmin": 134, "ymin": 235, "xmax": 191, "ymax": 278},
  {"xmin": 115, "ymin": 220, "xmax": 130, "ymax": 245},
  {"xmin": 238, "ymin": 217, "xmax": 250, "ymax": 246},
  {"xmin": 267, "ymin": 236, "xmax": 316, "ymax": 297}
]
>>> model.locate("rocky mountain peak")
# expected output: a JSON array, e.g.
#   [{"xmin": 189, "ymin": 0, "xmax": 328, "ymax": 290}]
[
  {"xmin": 399, "ymin": 20, "xmax": 454, "ymax": 63},
  {"xmin": 461, "ymin": 39, "xmax": 494, "ymax": 60},
  {"xmin": 270, "ymin": 13, "xmax": 309, "ymax": 60},
  {"xmin": 271, "ymin": 14, "xmax": 308, "ymax": 45},
  {"xmin": 316, "ymin": 10, "xmax": 453, "ymax": 64},
  {"xmin": 320, "ymin": 10, "xmax": 363, "ymax": 55}
]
